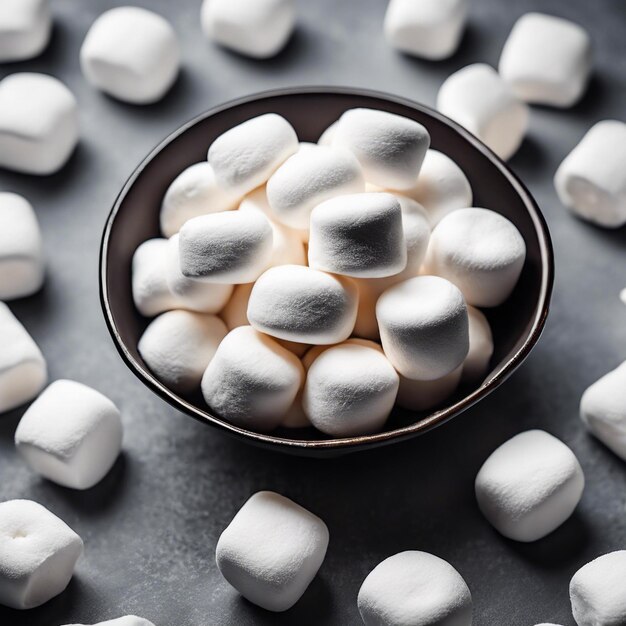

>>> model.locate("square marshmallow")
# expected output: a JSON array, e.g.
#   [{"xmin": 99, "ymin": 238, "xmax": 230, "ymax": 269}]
[{"xmin": 0, "ymin": 0, "xmax": 51, "ymax": 62}]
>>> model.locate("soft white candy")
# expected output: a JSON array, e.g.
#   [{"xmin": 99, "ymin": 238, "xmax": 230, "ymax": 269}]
[
  {"xmin": 138, "ymin": 310, "xmax": 227, "ymax": 394},
  {"xmin": 554, "ymin": 120, "xmax": 626, "ymax": 228},
  {"xmin": 266, "ymin": 145, "xmax": 365, "ymax": 230},
  {"xmin": 247, "ymin": 265, "xmax": 358, "ymax": 344},
  {"xmin": 424, "ymin": 208, "xmax": 526, "ymax": 307},
  {"xmin": 220, "ymin": 282, "xmax": 254, "ymax": 330},
  {"xmin": 384, "ymin": 0, "xmax": 467, "ymax": 60},
  {"xmin": 216, "ymin": 491, "xmax": 329, "ymax": 612},
  {"xmin": 0, "ymin": 73, "xmax": 78, "ymax": 175},
  {"xmin": 499, "ymin": 13, "xmax": 592, "ymax": 108},
  {"xmin": 397, "ymin": 366, "xmax": 462, "ymax": 411},
  {"xmin": 64, "ymin": 618, "xmax": 155, "ymax": 626},
  {"xmin": 0, "ymin": 0, "xmax": 51, "ymax": 62},
  {"xmin": 80, "ymin": 7, "xmax": 179, "ymax": 104},
  {"xmin": 0, "ymin": 193, "xmax": 44, "ymax": 300},
  {"xmin": 201, "ymin": 326, "xmax": 303, "ymax": 430},
  {"xmin": 475, "ymin": 430, "xmax": 585, "ymax": 542},
  {"xmin": 462, "ymin": 306, "xmax": 493, "ymax": 383},
  {"xmin": 0, "ymin": 499, "xmax": 83, "ymax": 610},
  {"xmin": 377, "ymin": 276, "xmax": 468, "ymax": 380},
  {"xmin": 332, "ymin": 108, "xmax": 430, "ymax": 190},
  {"xmin": 358, "ymin": 551, "xmax": 472, "ymax": 626},
  {"xmin": 208, "ymin": 114, "xmax": 299, "ymax": 196},
  {"xmin": 0, "ymin": 302, "xmax": 47, "ymax": 413},
  {"xmin": 437, "ymin": 64, "xmax": 529, "ymax": 161},
  {"xmin": 15, "ymin": 380, "xmax": 123, "ymax": 490},
  {"xmin": 569, "ymin": 551, "xmax": 626, "ymax": 626},
  {"xmin": 317, "ymin": 121, "xmax": 338, "ymax": 146}
]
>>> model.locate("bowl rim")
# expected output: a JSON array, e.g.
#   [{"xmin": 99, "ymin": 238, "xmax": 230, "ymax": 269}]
[{"xmin": 100, "ymin": 85, "xmax": 554, "ymax": 453}]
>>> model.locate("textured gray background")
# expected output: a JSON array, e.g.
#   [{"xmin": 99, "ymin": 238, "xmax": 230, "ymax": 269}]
[{"xmin": 1, "ymin": 0, "xmax": 625, "ymax": 624}]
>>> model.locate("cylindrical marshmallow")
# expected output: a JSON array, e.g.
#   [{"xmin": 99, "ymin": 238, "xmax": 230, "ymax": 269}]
[
  {"xmin": 317, "ymin": 121, "xmax": 338, "ymax": 146},
  {"xmin": 63, "ymin": 618, "xmax": 155, "ymax": 626},
  {"xmin": 0, "ymin": 0, "xmax": 51, "ymax": 62},
  {"xmin": 462, "ymin": 306, "xmax": 494, "ymax": 383},
  {"xmin": 397, "ymin": 366, "xmax": 462, "ymax": 412},
  {"xmin": 220, "ymin": 282, "xmax": 254, "ymax": 330}
]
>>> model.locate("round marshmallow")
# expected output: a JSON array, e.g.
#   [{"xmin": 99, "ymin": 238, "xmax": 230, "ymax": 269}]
[
  {"xmin": 80, "ymin": 7, "xmax": 180, "ymax": 104},
  {"xmin": 397, "ymin": 366, "xmax": 462, "ymax": 412},
  {"xmin": 475, "ymin": 430, "xmax": 585, "ymax": 542},
  {"xmin": 63, "ymin": 618, "xmax": 155, "ymax": 626},
  {"xmin": 0, "ymin": 0, "xmax": 51, "ymax": 62},
  {"xmin": 247, "ymin": 265, "xmax": 358, "ymax": 344},
  {"xmin": 462, "ymin": 306, "xmax": 494, "ymax": 383},
  {"xmin": 358, "ymin": 551, "xmax": 472, "ymax": 626},
  {"xmin": 424, "ymin": 208, "xmax": 526, "ymax": 307}
]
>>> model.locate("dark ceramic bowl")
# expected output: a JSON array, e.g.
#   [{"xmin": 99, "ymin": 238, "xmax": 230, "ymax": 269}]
[{"xmin": 100, "ymin": 87, "xmax": 553, "ymax": 457}]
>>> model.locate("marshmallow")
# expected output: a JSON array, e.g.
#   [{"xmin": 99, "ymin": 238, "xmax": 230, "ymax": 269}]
[
  {"xmin": 220, "ymin": 282, "xmax": 253, "ymax": 330},
  {"xmin": 0, "ymin": 302, "xmax": 46, "ymax": 413},
  {"xmin": 201, "ymin": 326, "xmax": 303, "ymax": 431},
  {"xmin": 63, "ymin": 618, "xmax": 155, "ymax": 626},
  {"xmin": 437, "ymin": 64, "xmax": 529, "ymax": 160},
  {"xmin": 358, "ymin": 551, "xmax": 472, "ymax": 626},
  {"xmin": 554, "ymin": 120, "xmax": 626, "ymax": 228},
  {"xmin": 569, "ymin": 551, "xmax": 626, "ymax": 626},
  {"xmin": 266, "ymin": 145, "xmax": 365, "ymax": 230},
  {"xmin": 424, "ymin": 208, "xmax": 526, "ymax": 307},
  {"xmin": 397, "ymin": 366, "xmax": 462, "ymax": 411},
  {"xmin": 178, "ymin": 211, "xmax": 273, "ymax": 284},
  {"xmin": 208, "ymin": 114, "xmax": 299, "ymax": 196},
  {"xmin": 80, "ymin": 7, "xmax": 180, "ymax": 104},
  {"xmin": 580, "ymin": 361, "xmax": 626, "ymax": 461},
  {"xmin": 281, "ymin": 396, "xmax": 310, "ymax": 429},
  {"xmin": 475, "ymin": 430, "xmax": 585, "ymax": 542},
  {"xmin": 317, "ymin": 121, "xmax": 338, "ymax": 146},
  {"xmin": 499, "ymin": 13, "xmax": 592, "ymax": 108},
  {"xmin": 0, "ymin": 499, "xmax": 83, "ymax": 609},
  {"xmin": 138, "ymin": 310, "xmax": 227, "ymax": 394},
  {"xmin": 0, "ymin": 73, "xmax": 78, "ymax": 175},
  {"xmin": 216, "ymin": 491, "xmax": 329, "ymax": 612},
  {"xmin": 201, "ymin": 0, "xmax": 295, "ymax": 59},
  {"xmin": 15, "ymin": 380, "xmax": 123, "ymax": 490},
  {"xmin": 462, "ymin": 306, "xmax": 493, "ymax": 383},
  {"xmin": 0, "ymin": 0, "xmax": 51, "ymax": 62},
  {"xmin": 0, "ymin": 192, "xmax": 44, "ymax": 300},
  {"xmin": 384, "ymin": 0, "xmax": 467, "ymax": 60},
  {"xmin": 377, "ymin": 276, "xmax": 468, "ymax": 380},
  {"xmin": 332, "ymin": 108, "xmax": 430, "ymax": 190},
  {"xmin": 247, "ymin": 265, "xmax": 358, "ymax": 344}
]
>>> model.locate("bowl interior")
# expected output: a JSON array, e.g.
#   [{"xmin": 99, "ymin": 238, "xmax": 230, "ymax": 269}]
[{"xmin": 101, "ymin": 88, "xmax": 553, "ymax": 456}]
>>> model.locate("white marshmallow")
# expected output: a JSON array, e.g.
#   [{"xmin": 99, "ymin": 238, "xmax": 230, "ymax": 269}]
[
  {"xmin": 0, "ymin": 192, "xmax": 44, "ymax": 301},
  {"xmin": 266, "ymin": 145, "xmax": 365, "ymax": 230},
  {"xmin": 0, "ymin": 500, "xmax": 82, "ymax": 610},
  {"xmin": 384, "ymin": 0, "xmax": 467, "ymax": 60},
  {"xmin": 220, "ymin": 282, "xmax": 254, "ymax": 330},
  {"xmin": 462, "ymin": 306, "xmax": 493, "ymax": 383},
  {"xmin": 0, "ymin": 73, "xmax": 78, "ymax": 175},
  {"xmin": 80, "ymin": 7, "xmax": 179, "ymax": 105},
  {"xmin": 247, "ymin": 265, "xmax": 358, "ymax": 344},
  {"xmin": 281, "ymin": 394, "xmax": 310, "ymax": 429},
  {"xmin": 475, "ymin": 430, "xmax": 585, "ymax": 542},
  {"xmin": 15, "ymin": 380, "xmax": 123, "ymax": 490},
  {"xmin": 332, "ymin": 108, "xmax": 430, "ymax": 190},
  {"xmin": 377, "ymin": 276, "xmax": 468, "ymax": 380},
  {"xmin": 216, "ymin": 491, "xmax": 329, "ymax": 612},
  {"xmin": 580, "ymin": 361, "xmax": 626, "ymax": 461},
  {"xmin": 569, "ymin": 551, "xmax": 626, "ymax": 626},
  {"xmin": 437, "ymin": 64, "xmax": 529, "ymax": 160},
  {"xmin": 317, "ymin": 121, "xmax": 338, "ymax": 146},
  {"xmin": 138, "ymin": 310, "xmax": 227, "ymax": 394},
  {"xmin": 397, "ymin": 366, "xmax": 462, "ymax": 412},
  {"xmin": 201, "ymin": 326, "xmax": 303, "ymax": 431},
  {"xmin": 424, "ymin": 208, "xmax": 526, "ymax": 307},
  {"xmin": 554, "ymin": 120, "xmax": 626, "ymax": 228},
  {"xmin": 358, "ymin": 551, "xmax": 472, "ymax": 626},
  {"xmin": 499, "ymin": 13, "xmax": 592, "ymax": 108},
  {"xmin": 201, "ymin": 0, "xmax": 295, "ymax": 59},
  {"xmin": 208, "ymin": 114, "xmax": 299, "ymax": 196},
  {"xmin": 64, "ymin": 618, "xmax": 155, "ymax": 626},
  {"xmin": 0, "ymin": 0, "xmax": 51, "ymax": 62},
  {"xmin": 0, "ymin": 302, "xmax": 46, "ymax": 413}
]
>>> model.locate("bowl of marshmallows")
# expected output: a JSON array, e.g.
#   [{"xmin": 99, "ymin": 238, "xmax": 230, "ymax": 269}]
[{"xmin": 100, "ymin": 87, "xmax": 553, "ymax": 455}]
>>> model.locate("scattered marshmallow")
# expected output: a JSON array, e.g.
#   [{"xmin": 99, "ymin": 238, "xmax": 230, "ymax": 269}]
[
  {"xmin": 0, "ymin": 301, "xmax": 47, "ymax": 413},
  {"xmin": 437, "ymin": 64, "xmax": 529, "ymax": 160},
  {"xmin": 80, "ymin": 7, "xmax": 180, "ymax": 104},
  {"xmin": 201, "ymin": 326, "xmax": 303, "ymax": 431},
  {"xmin": 201, "ymin": 0, "xmax": 295, "ymax": 59},
  {"xmin": 317, "ymin": 121, "xmax": 338, "ymax": 146},
  {"xmin": 216, "ymin": 491, "xmax": 329, "ymax": 611},
  {"xmin": 475, "ymin": 430, "xmax": 585, "ymax": 542},
  {"xmin": 0, "ymin": 499, "xmax": 83, "ymax": 609},
  {"xmin": 384, "ymin": 0, "xmax": 467, "ymax": 60},
  {"xmin": 63, "ymin": 618, "xmax": 155, "ymax": 626},
  {"xmin": 358, "ymin": 551, "xmax": 472, "ymax": 626},
  {"xmin": 462, "ymin": 306, "xmax": 494, "ymax": 383},
  {"xmin": 424, "ymin": 208, "xmax": 526, "ymax": 307},
  {"xmin": 554, "ymin": 120, "xmax": 626, "ymax": 228},
  {"xmin": 15, "ymin": 380, "xmax": 123, "ymax": 490},
  {"xmin": 0, "ymin": 0, "xmax": 51, "ymax": 62},
  {"xmin": 0, "ymin": 192, "xmax": 44, "ymax": 300},
  {"xmin": 397, "ymin": 366, "xmax": 462, "ymax": 411},
  {"xmin": 499, "ymin": 13, "xmax": 592, "ymax": 108},
  {"xmin": 220, "ymin": 282, "xmax": 254, "ymax": 330},
  {"xmin": 0, "ymin": 73, "xmax": 78, "ymax": 175}
]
